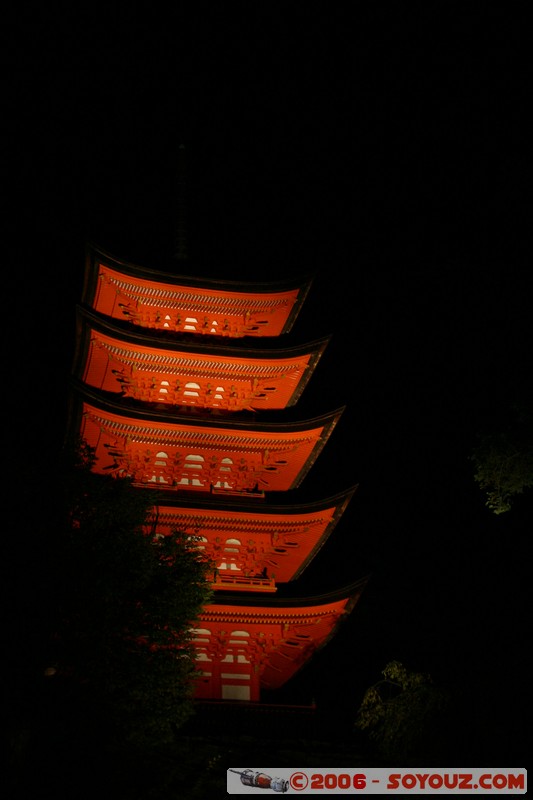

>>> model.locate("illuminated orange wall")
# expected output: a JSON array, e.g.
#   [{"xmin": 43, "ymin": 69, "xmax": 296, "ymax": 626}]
[
  {"xmin": 87, "ymin": 262, "xmax": 306, "ymax": 338},
  {"xmin": 78, "ymin": 320, "xmax": 326, "ymax": 412},
  {"xmin": 147, "ymin": 491, "xmax": 355, "ymax": 587},
  {"xmin": 75, "ymin": 397, "xmax": 341, "ymax": 493},
  {"xmin": 193, "ymin": 591, "xmax": 363, "ymax": 701}
]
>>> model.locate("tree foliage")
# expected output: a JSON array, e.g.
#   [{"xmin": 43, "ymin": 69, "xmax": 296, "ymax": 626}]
[
  {"xmin": 354, "ymin": 661, "xmax": 451, "ymax": 763},
  {"xmin": 49, "ymin": 439, "xmax": 214, "ymax": 746},
  {"xmin": 470, "ymin": 399, "xmax": 533, "ymax": 514}
]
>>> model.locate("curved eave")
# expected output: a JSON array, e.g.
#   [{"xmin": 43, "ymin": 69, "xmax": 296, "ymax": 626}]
[
  {"xmin": 152, "ymin": 485, "xmax": 358, "ymax": 583},
  {"xmin": 151, "ymin": 484, "xmax": 358, "ymax": 516},
  {"xmin": 68, "ymin": 378, "xmax": 345, "ymax": 435},
  {"xmin": 198, "ymin": 577, "xmax": 369, "ymax": 694},
  {"xmin": 73, "ymin": 304, "xmax": 331, "ymax": 372},
  {"xmin": 203, "ymin": 576, "xmax": 369, "ymax": 612},
  {"xmin": 289, "ymin": 487, "xmax": 357, "ymax": 580},
  {"xmin": 83, "ymin": 241, "xmax": 314, "ymax": 302}
]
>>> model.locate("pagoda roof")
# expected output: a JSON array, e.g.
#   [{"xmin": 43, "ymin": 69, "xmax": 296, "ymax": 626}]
[
  {"xmin": 150, "ymin": 484, "xmax": 358, "ymax": 515},
  {"xmin": 201, "ymin": 576, "xmax": 368, "ymax": 611},
  {"xmin": 69, "ymin": 378, "xmax": 344, "ymax": 433},
  {"xmin": 67, "ymin": 380, "xmax": 345, "ymax": 493},
  {"xmin": 75, "ymin": 304, "xmax": 330, "ymax": 358},
  {"xmin": 194, "ymin": 577, "xmax": 369, "ymax": 693},
  {"xmin": 84, "ymin": 242, "xmax": 314, "ymax": 294},
  {"xmin": 148, "ymin": 486, "xmax": 359, "ymax": 584},
  {"xmin": 82, "ymin": 242, "xmax": 313, "ymax": 338},
  {"xmin": 73, "ymin": 305, "xmax": 330, "ymax": 411}
]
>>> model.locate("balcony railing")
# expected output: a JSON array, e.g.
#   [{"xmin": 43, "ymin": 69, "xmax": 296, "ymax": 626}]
[{"xmin": 210, "ymin": 573, "xmax": 277, "ymax": 592}]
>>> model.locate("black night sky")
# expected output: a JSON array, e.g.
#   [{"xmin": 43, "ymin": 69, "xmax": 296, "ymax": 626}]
[{"xmin": 7, "ymin": 3, "xmax": 530, "ymax": 769}]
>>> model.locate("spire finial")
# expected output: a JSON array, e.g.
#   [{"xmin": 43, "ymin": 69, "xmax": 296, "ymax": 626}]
[{"xmin": 173, "ymin": 144, "xmax": 188, "ymax": 262}]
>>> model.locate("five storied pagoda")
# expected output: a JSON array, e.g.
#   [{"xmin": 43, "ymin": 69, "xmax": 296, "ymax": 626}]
[{"xmin": 66, "ymin": 150, "xmax": 368, "ymax": 704}]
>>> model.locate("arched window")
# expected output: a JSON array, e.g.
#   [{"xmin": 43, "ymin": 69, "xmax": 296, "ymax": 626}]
[
  {"xmin": 185, "ymin": 454, "xmax": 204, "ymax": 468},
  {"xmin": 184, "ymin": 381, "xmax": 201, "ymax": 397}
]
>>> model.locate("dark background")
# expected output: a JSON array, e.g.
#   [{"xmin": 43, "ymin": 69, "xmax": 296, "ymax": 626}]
[{"xmin": 7, "ymin": 3, "xmax": 529, "ymax": 764}]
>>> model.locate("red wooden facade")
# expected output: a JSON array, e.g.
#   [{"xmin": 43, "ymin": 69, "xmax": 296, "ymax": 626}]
[
  {"xmin": 146, "ymin": 488, "xmax": 358, "ymax": 592},
  {"xmin": 193, "ymin": 581, "xmax": 367, "ymax": 701},
  {"xmin": 68, "ymin": 243, "xmax": 366, "ymax": 701},
  {"xmin": 82, "ymin": 244, "xmax": 313, "ymax": 338},
  {"xmin": 73, "ymin": 305, "xmax": 330, "ymax": 412},
  {"xmin": 70, "ymin": 383, "xmax": 344, "ymax": 494}
]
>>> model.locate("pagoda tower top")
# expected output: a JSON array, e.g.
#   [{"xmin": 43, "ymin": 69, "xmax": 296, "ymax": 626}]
[{"xmin": 83, "ymin": 243, "xmax": 314, "ymax": 338}]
